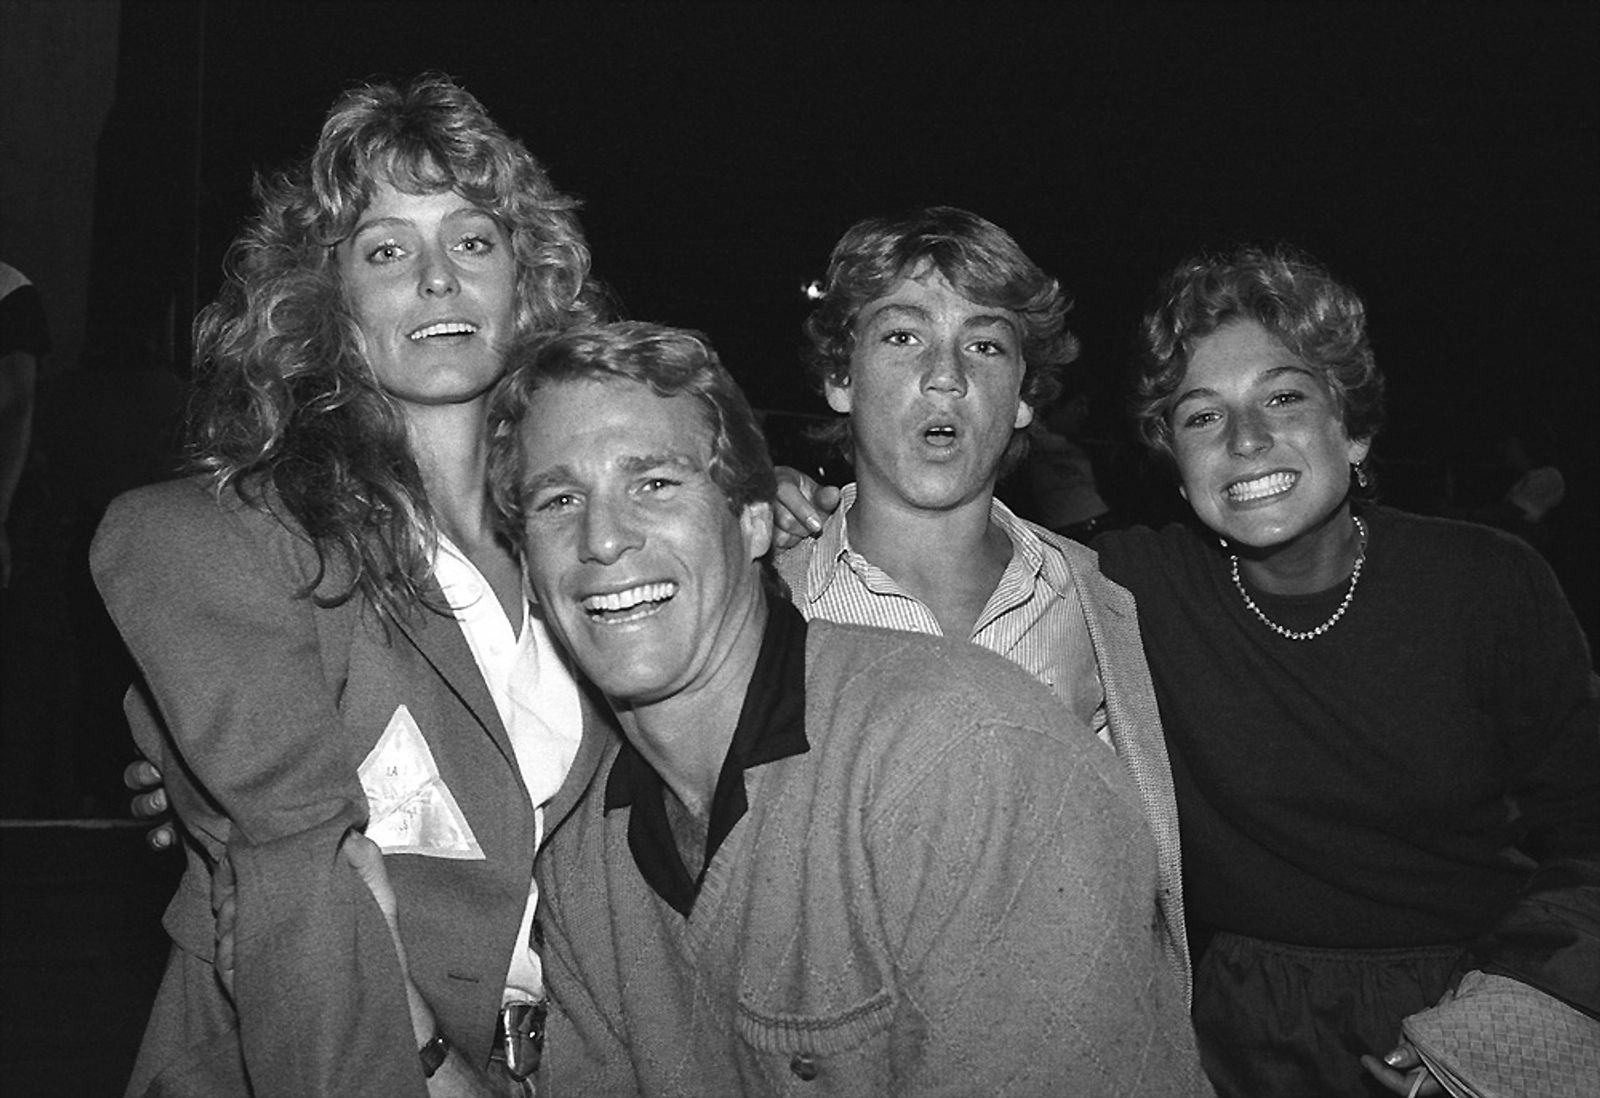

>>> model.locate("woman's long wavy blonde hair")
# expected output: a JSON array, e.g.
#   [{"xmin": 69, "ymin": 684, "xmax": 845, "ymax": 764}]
[{"xmin": 189, "ymin": 73, "xmax": 603, "ymax": 620}]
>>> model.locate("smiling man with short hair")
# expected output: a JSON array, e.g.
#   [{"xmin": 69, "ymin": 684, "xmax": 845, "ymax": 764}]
[{"xmin": 487, "ymin": 320, "xmax": 1210, "ymax": 1097}]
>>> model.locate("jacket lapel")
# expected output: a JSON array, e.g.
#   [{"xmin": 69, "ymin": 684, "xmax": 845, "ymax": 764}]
[
  {"xmin": 392, "ymin": 597, "xmax": 519, "ymax": 773},
  {"xmin": 541, "ymin": 676, "xmax": 619, "ymax": 846}
]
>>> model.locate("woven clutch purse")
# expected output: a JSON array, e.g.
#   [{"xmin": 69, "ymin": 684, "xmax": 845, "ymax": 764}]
[{"xmin": 1401, "ymin": 971, "xmax": 1600, "ymax": 1098}]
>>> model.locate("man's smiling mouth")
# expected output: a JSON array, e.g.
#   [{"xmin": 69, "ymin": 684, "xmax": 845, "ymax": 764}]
[{"xmin": 581, "ymin": 582, "xmax": 678, "ymax": 623}]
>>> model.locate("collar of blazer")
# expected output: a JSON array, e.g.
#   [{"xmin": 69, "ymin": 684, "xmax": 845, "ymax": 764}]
[{"xmin": 391, "ymin": 584, "xmax": 519, "ymax": 773}]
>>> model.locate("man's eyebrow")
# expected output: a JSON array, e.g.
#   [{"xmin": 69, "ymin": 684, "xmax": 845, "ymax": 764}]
[
  {"xmin": 860, "ymin": 301, "xmax": 1019, "ymax": 337},
  {"xmin": 520, "ymin": 452, "xmax": 702, "ymax": 497},
  {"xmin": 617, "ymin": 451, "xmax": 702, "ymax": 476},
  {"xmin": 520, "ymin": 464, "xmax": 577, "ymax": 500},
  {"xmin": 860, "ymin": 301, "xmax": 932, "ymax": 326},
  {"xmin": 960, "ymin": 311, "xmax": 1021, "ymax": 335}
]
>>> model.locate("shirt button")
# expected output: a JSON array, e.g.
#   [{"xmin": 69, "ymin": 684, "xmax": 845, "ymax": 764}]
[{"xmin": 789, "ymin": 1054, "xmax": 817, "ymax": 1081}]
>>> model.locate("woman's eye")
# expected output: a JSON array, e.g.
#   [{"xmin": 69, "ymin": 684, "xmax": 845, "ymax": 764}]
[
  {"xmin": 640, "ymin": 477, "xmax": 680, "ymax": 495},
  {"xmin": 456, "ymin": 234, "xmax": 494, "ymax": 254},
  {"xmin": 883, "ymin": 330, "xmax": 916, "ymax": 347},
  {"xmin": 535, "ymin": 493, "xmax": 578, "ymax": 513},
  {"xmin": 1268, "ymin": 390, "xmax": 1306, "ymax": 407},
  {"xmin": 1181, "ymin": 410, "xmax": 1218, "ymax": 429},
  {"xmin": 366, "ymin": 242, "xmax": 404, "ymax": 263},
  {"xmin": 970, "ymin": 338, "xmax": 1008, "ymax": 357}
]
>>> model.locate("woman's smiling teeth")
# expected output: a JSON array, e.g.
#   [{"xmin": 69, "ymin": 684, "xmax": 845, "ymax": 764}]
[
  {"xmin": 1226, "ymin": 471, "xmax": 1296, "ymax": 502},
  {"xmin": 409, "ymin": 321, "xmax": 478, "ymax": 340},
  {"xmin": 581, "ymin": 582, "xmax": 678, "ymax": 623}
]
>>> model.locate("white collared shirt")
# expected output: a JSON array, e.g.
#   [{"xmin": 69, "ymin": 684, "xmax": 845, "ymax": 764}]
[
  {"xmin": 434, "ymin": 535, "xmax": 583, "ymax": 1004},
  {"xmin": 785, "ymin": 485, "xmax": 1109, "ymax": 746}
]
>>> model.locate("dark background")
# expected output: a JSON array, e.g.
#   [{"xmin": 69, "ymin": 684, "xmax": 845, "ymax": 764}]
[
  {"xmin": 84, "ymin": 1, "xmax": 1600, "ymax": 577},
  {"xmin": 59, "ymin": 2, "xmax": 1591, "ymax": 438},
  {"xmin": 98, "ymin": 3, "xmax": 1600, "ymax": 445},
  {"xmin": 4, "ymin": 0, "xmax": 1597, "ymax": 812},
  {"xmin": 0, "ymin": 4, "xmax": 1596, "ymax": 1092}
]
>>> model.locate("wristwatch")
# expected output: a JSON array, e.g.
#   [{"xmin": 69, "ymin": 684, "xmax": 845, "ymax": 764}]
[{"xmin": 419, "ymin": 1027, "xmax": 451, "ymax": 1078}]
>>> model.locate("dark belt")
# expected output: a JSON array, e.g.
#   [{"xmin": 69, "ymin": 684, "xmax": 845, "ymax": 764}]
[{"xmin": 491, "ymin": 999, "xmax": 547, "ymax": 1082}]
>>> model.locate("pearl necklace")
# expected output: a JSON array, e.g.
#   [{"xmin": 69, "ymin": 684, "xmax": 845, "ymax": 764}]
[{"xmin": 1229, "ymin": 516, "xmax": 1367, "ymax": 641}]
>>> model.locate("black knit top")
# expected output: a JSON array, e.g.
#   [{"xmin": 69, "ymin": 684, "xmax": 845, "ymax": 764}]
[{"xmin": 1097, "ymin": 506, "xmax": 1599, "ymax": 967}]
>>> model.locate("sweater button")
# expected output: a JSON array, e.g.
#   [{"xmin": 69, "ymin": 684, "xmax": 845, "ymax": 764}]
[{"xmin": 789, "ymin": 1054, "xmax": 818, "ymax": 1081}]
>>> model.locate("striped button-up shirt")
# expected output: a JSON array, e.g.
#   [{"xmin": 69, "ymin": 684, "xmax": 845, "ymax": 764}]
[{"xmin": 775, "ymin": 484, "xmax": 1109, "ymax": 746}]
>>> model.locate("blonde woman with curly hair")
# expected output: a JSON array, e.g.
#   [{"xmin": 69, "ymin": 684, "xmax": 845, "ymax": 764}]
[{"xmin": 95, "ymin": 74, "xmax": 606, "ymax": 1097}]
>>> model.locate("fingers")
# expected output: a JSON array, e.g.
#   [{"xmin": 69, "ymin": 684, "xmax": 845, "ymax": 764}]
[
  {"xmin": 1359, "ymin": 1052, "xmax": 1442, "ymax": 1096},
  {"xmin": 1382, "ymin": 1045, "xmax": 1422, "ymax": 1072},
  {"xmin": 123, "ymin": 759, "xmax": 163, "ymax": 791},
  {"xmin": 774, "ymin": 465, "xmax": 818, "ymax": 495},
  {"xmin": 125, "ymin": 759, "xmax": 176, "ymax": 850},
  {"xmin": 338, "ymin": 829, "xmax": 382, "ymax": 876},
  {"xmin": 210, "ymin": 852, "xmax": 235, "ymax": 912},
  {"xmin": 340, "ymin": 831, "xmax": 408, "ymax": 963},
  {"xmin": 214, "ymin": 889, "xmax": 237, "ymax": 997},
  {"xmin": 131, "ymin": 787, "xmax": 168, "ymax": 819},
  {"xmin": 339, "ymin": 831, "xmax": 399, "ymax": 921},
  {"xmin": 146, "ymin": 822, "xmax": 177, "ymax": 852},
  {"xmin": 212, "ymin": 855, "xmax": 237, "ymax": 998},
  {"xmin": 773, "ymin": 474, "xmax": 827, "ymax": 542}
]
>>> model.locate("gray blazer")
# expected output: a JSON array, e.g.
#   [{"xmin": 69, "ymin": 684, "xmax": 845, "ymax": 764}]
[{"xmin": 94, "ymin": 476, "xmax": 612, "ymax": 1097}]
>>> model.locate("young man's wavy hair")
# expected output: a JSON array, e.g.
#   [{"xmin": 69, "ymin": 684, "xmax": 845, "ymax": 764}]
[
  {"xmin": 801, "ymin": 206, "xmax": 1079, "ymax": 477},
  {"xmin": 1133, "ymin": 244, "xmax": 1385, "ymax": 494},
  {"xmin": 189, "ymin": 72, "xmax": 603, "ymax": 619}
]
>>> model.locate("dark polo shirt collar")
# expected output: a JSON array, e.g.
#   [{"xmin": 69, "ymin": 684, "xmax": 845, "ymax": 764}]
[{"xmin": 603, "ymin": 596, "xmax": 810, "ymax": 916}]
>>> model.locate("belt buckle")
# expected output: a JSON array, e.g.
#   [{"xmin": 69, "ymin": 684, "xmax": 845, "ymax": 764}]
[{"xmin": 498, "ymin": 999, "xmax": 547, "ymax": 1081}]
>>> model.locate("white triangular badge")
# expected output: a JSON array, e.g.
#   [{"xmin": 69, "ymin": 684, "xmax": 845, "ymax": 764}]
[{"xmin": 358, "ymin": 704, "xmax": 485, "ymax": 859}]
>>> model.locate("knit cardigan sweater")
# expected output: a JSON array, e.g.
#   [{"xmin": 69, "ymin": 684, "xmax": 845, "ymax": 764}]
[
  {"xmin": 536, "ymin": 616, "xmax": 1211, "ymax": 1097},
  {"xmin": 775, "ymin": 489, "xmax": 1190, "ymax": 1004}
]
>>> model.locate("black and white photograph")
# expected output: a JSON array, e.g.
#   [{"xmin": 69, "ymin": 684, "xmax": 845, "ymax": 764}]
[{"xmin": 2, "ymin": 3, "xmax": 1596, "ymax": 1095}]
